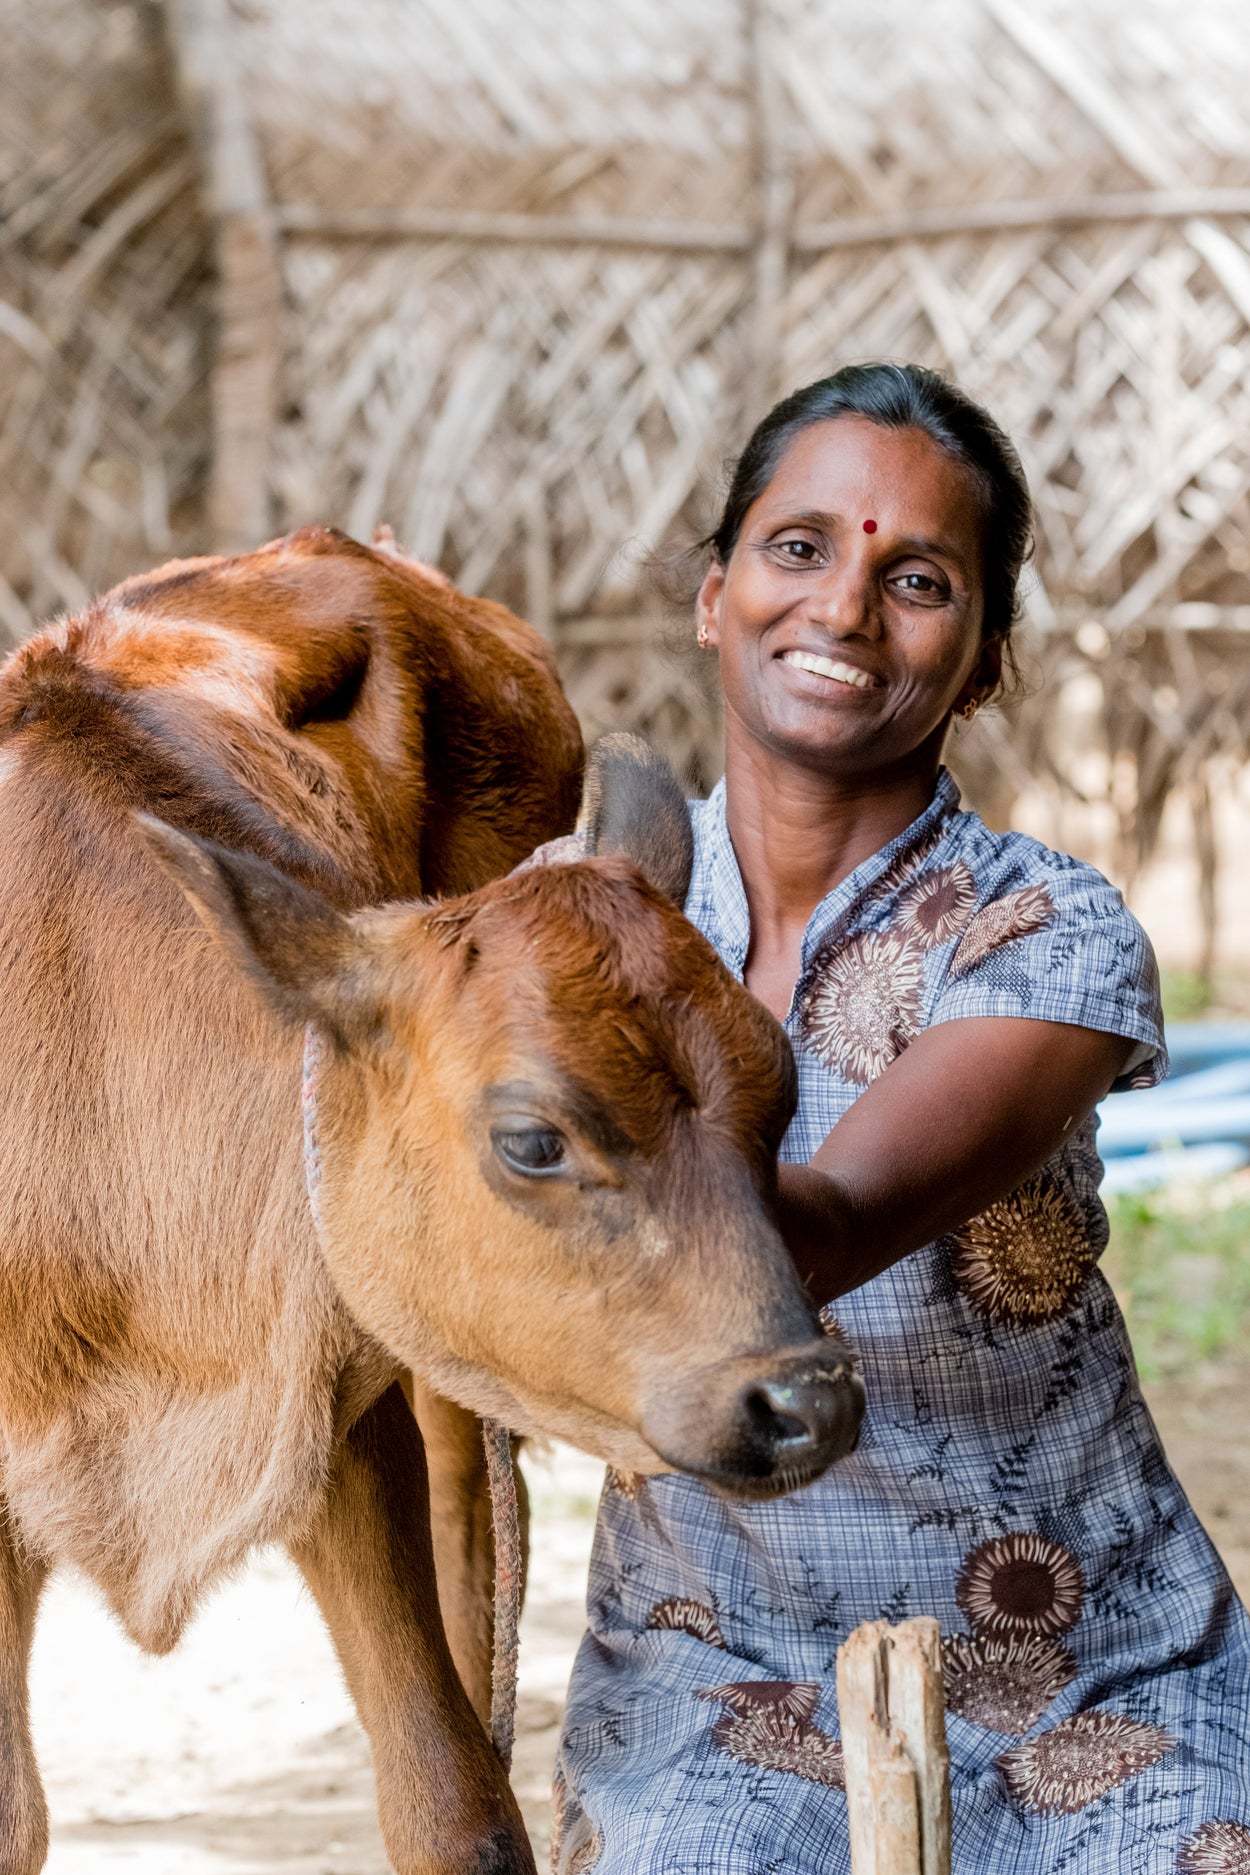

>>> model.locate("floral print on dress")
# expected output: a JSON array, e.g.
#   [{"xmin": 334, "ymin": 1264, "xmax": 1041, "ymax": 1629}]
[
  {"xmin": 941, "ymin": 1632, "xmax": 1076, "ymax": 1733},
  {"xmin": 956, "ymin": 1532, "xmax": 1084, "ymax": 1639},
  {"xmin": 800, "ymin": 928, "xmax": 925, "ymax": 1083},
  {"xmin": 818, "ymin": 1301, "xmax": 849, "ymax": 1342},
  {"xmin": 646, "ymin": 1598, "xmax": 727, "ymax": 1647},
  {"xmin": 557, "ymin": 771, "xmax": 1244, "ymax": 1875},
  {"xmin": 944, "ymin": 1534, "xmax": 1082, "ymax": 1735},
  {"xmin": 865, "ymin": 822, "xmax": 948, "ymax": 907},
  {"xmin": 947, "ymin": 882, "xmax": 1056, "ymax": 979},
  {"xmin": 1179, "ymin": 1821, "xmax": 1250, "ymax": 1873},
  {"xmin": 997, "ymin": 1710, "xmax": 1175, "ymax": 1814},
  {"xmin": 895, "ymin": 861, "xmax": 977, "ymax": 948},
  {"xmin": 695, "ymin": 1681, "xmax": 845, "ymax": 1789},
  {"xmin": 949, "ymin": 1173, "xmax": 1094, "ymax": 1325}
]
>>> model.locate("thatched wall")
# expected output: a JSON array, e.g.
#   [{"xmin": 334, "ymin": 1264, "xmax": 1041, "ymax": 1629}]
[{"xmin": 4, "ymin": 0, "xmax": 1250, "ymax": 955}]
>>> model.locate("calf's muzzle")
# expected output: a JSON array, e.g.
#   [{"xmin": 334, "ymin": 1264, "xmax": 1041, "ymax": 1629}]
[{"xmin": 642, "ymin": 1342, "xmax": 865, "ymax": 1501}]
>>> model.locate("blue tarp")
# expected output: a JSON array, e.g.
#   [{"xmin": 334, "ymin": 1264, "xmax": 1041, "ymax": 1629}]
[{"xmin": 1097, "ymin": 1021, "xmax": 1250, "ymax": 1192}]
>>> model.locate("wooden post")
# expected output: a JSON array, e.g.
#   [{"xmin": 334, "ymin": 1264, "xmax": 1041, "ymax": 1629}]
[
  {"xmin": 742, "ymin": 0, "xmax": 794, "ymax": 426},
  {"xmin": 836, "ymin": 1618, "xmax": 951, "ymax": 1875},
  {"xmin": 164, "ymin": 0, "xmax": 282, "ymax": 552}
]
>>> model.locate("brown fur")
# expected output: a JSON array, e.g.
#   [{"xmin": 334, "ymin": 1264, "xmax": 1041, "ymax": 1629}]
[{"xmin": 0, "ymin": 528, "xmax": 859, "ymax": 1875}]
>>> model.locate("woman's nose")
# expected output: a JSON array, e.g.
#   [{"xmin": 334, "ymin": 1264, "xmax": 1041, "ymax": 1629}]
[{"xmin": 806, "ymin": 563, "xmax": 881, "ymax": 638}]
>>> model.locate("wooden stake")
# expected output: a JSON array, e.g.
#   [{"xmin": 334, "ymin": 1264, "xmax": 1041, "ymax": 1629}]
[
  {"xmin": 836, "ymin": 1618, "xmax": 951, "ymax": 1875},
  {"xmin": 868, "ymin": 1739, "xmax": 922, "ymax": 1874}
]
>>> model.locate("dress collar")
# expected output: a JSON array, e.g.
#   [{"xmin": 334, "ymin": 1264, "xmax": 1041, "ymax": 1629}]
[{"xmin": 691, "ymin": 768, "xmax": 962, "ymax": 991}]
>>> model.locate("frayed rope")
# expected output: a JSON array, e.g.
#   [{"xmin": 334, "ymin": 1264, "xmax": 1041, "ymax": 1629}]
[{"xmin": 481, "ymin": 1415, "xmax": 522, "ymax": 1768}]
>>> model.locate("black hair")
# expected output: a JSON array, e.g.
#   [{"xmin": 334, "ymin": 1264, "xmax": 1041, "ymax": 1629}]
[{"xmin": 706, "ymin": 362, "xmax": 1033, "ymax": 650}]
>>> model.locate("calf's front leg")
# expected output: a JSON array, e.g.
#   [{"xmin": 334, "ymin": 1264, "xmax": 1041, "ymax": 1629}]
[
  {"xmin": 0, "ymin": 1497, "xmax": 48, "ymax": 1875},
  {"xmin": 289, "ymin": 1382, "xmax": 534, "ymax": 1875},
  {"xmin": 407, "ymin": 1378, "xmax": 530, "ymax": 1728}
]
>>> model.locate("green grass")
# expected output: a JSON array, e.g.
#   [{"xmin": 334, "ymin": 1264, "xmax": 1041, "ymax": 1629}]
[
  {"xmin": 1103, "ymin": 1181, "xmax": 1250, "ymax": 1380},
  {"xmin": 1159, "ymin": 967, "xmax": 1214, "ymax": 1025}
]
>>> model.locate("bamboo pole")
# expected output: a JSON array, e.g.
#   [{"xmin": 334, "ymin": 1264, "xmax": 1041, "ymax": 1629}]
[
  {"xmin": 164, "ymin": 0, "xmax": 281, "ymax": 552},
  {"xmin": 273, "ymin": 187, "xmax": 1250, "ymax": 253},
  {"xmin": 742, "ymin": 0, "xmax": 794, "ymax": 425},
  {"xmin": 836, "ymin": 1618, "xmax": 951, "ymax": 1875}
]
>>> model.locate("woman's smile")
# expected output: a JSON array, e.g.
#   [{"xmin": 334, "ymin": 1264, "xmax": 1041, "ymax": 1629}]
[
  {"xmin": 776, "ymin": 646, "xmax": 884, "ymax": 692},
  {"xmin": 697, "ymin": 414, "xmax": 996, "ymax": 781}
]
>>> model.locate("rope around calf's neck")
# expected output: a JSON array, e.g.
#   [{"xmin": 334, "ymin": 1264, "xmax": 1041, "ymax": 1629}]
[
  {"xmin": 301, "ymin": 1022, "xmax": 522, "ymax": 1770},
  {"xmin": 481, "ymin": 1418, "xmax": 522, "ymax": 1769}
]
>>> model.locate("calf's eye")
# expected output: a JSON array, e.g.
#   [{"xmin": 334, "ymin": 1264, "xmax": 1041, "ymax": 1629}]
[{"xmin": 493, "ymin": 1127, "xmax": 567, "ymax": 1177}]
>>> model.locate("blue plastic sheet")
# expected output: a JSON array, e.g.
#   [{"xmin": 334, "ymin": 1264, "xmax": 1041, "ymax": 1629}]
[{"xmin": 1097, "ymin": 1020, "xmax": 1250, "ymax": 1192}]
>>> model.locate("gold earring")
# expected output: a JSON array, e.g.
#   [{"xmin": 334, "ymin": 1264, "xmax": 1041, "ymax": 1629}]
[{"xmin": 959, "ymin": 697, "xmax": 980, "ymax": 722}]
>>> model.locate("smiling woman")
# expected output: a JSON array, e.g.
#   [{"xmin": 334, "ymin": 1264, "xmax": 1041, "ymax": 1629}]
[{"xmin": 553, "ymin": 364, "xmax": 1250, "ymax": 1874}]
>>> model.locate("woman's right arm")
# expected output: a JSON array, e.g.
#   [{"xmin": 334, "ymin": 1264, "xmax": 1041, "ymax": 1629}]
[{"xmin": 775, "ymin": 1012, "xmax": 1131, "ymax": 1302}]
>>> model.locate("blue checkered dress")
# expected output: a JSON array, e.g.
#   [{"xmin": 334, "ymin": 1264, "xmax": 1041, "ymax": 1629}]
[{"xmin": 554, "ymin": 769, "xmax": 1250, "ymax": 1875}]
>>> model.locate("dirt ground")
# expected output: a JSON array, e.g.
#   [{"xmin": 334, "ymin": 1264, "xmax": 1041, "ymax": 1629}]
[
  {"xmin": 29, "ymin": 1369, "xmax": 1248, "ymax": 1875},
  {"xmin": 1140, "ymin": 1362, "xmax": 1250, "ymax": 1616},
  {"xmin": 31, "ymin": 1445, "xmax": 602, "ymax": 1875}
]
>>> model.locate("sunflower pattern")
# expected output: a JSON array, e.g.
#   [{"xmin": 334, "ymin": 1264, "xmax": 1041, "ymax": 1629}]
[
  {"xmin": 947, "ymin": 882, "xmax": 1057, "ymax": 978},
  {"xmin": 646, "ymin": 1597, "xmax": 727, "ymax": 1648},
  {"xmin": 1179, "ymin": 1822, "xmax": 1250, "ymax": 1873},
  {"xmin": 956, "ymin": 1532, "xmax": 1084, "ymax": 1639},
  {"xmin": 695, "ymin": 1681, "xmax": 845, "ymax": 1789},
  {"xmin": 941, "ymin": 1632, "xmax": 1076, "ymax": 1733},
  {"xmin": 997, "ymin": 1711, "xmax": 1176, "ymax": 1814},
  {"xmin": 818, "ymin": 1301, "xmax": 849, "ymax": 1341},
  {"xmin": 896, "ymin": 861, "xmax": 978, "ymax": 948},
  {"xmin": 945, "ymin": 1532, "xmax": 1175, "ymax": 1811},
  {"xmin": 864, "ymin": 822, "xmax": 948, "ymax": 906},
  {"xmin": 949, "ymin": 1173, "xmax": 1094, "ymax": 1325},
  {"xmin": 800, "ymin": 928, "xmax": 926, "ymax": 1083},
  {"xmin": 553, "ymin": 771, "xmax": 1247, "ymax": 1874},
  {"xmin": 566, "ymin": 1828, "xmax": 604, "ymax": 1875},
  {"xmin": 942, "ymin": 1534, "xmax": 1082, "ymax": 1737},
  {"xmin": 604, "ymin": 1467, "xmax": 644, "ymax": 1500},
  {"xmin": 551, "ymin": 1768, "xmax": 569, "ymax": 1870}
]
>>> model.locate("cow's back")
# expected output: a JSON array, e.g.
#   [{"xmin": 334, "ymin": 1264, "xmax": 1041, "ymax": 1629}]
[{"xmin": 0, "ymin": 528, "xmax": 582, "ymax": 1649}]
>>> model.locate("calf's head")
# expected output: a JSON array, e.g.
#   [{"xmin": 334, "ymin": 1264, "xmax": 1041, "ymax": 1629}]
[{"xmin": 140, "ymin": 743, "xmax": 862, "ymax": 1498}]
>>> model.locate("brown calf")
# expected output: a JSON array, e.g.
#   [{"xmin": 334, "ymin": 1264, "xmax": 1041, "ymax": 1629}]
[{"xmin": 0, "ymin": 528, "xmax": 861, "ymax": 1875}]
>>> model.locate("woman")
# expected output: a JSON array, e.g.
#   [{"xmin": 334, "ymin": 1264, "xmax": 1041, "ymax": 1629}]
[{"xmin": 553, "ymin": 365, "xmax": 1250, "ymax": 1872}]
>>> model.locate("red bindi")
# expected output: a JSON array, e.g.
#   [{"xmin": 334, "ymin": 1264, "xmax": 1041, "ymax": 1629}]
[{"xmin": 862, "ymin": 518, "xmax": 878, "ymax": 533}]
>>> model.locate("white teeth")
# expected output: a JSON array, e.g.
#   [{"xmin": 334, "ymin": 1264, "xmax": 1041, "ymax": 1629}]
[{"xmin": 781, "ymin": 650, "xmax": 876, "ymax": 689}]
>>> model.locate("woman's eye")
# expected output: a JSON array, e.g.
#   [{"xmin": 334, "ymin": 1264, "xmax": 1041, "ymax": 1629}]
[
  {"xmin": 891, "ymin": 570, "xmax": 950, "ymax": 602},
  {"xmin": 772, "ymin": 537, "xmax": 820, "ymax": 563},
  {"xmin": 493, "ymin": 1128, "xmax": 567, "ymax": 1177}
]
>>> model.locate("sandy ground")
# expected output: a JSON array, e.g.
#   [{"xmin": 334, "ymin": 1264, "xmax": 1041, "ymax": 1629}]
[
  {"xmin": 31, "ymin": 1445, "xmax": 602, "ymax": 1875},
  {"xmin": 29, "ymin": 1373, "xmax": 1248, "ymax": 1875}
]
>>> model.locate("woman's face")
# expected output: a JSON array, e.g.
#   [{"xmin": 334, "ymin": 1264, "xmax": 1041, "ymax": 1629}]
[{"xmin": 697, "ymin": 416, "xmax": 1001, "ymax": 779}]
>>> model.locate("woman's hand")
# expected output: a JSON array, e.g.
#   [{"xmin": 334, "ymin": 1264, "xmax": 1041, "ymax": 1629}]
[{"xmin": 776, "ymin": 1015, "xmax": 1135, "ymax": 1302}]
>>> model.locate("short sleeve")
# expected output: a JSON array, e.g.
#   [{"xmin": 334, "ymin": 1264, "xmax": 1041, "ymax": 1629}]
[{"xmin": 928, "ymin": 860, "xmax": 1168, "ymax": 1090}]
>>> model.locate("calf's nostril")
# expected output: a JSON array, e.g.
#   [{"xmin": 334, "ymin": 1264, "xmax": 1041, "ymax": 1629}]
[
  {"xmin": 744, "ymin": 1383, "xmax": 814, "ymax": 1450},
  {"xmin": 736, "ymin": 1365, "xmax": 867, "ymax": 1476}
]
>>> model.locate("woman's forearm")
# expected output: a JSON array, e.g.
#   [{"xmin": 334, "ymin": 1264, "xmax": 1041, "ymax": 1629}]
[
  {"xmin": 772, "ymin": 1016, "xmax": 1133, "ymax": 1305},
  {"xmin": 774, "ymin": 1163, "xmax": 886, "ymax": 1300}
]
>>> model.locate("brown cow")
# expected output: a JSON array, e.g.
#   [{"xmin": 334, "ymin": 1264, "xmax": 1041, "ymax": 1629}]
[{"xmin": 0, "ymin": 528, "xmax": 862, "ymax": 1875}]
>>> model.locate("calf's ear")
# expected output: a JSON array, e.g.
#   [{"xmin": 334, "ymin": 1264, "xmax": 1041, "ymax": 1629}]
[
  {"xmin": 135, "ymin": 814, "xmax": 378, "ymax": 1041},
  {"xmin": 578, "ymin": 732, "xmax": 694, "ymax": 906}
]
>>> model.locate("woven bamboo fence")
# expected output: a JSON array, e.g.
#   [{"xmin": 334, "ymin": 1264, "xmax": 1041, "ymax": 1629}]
[{"xmin": 4, "ymin": 0, "xmax": 1250, "ymax": 963}]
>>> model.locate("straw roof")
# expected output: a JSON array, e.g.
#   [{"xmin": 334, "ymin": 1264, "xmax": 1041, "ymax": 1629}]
[{"xmin": 3, "ymin": 0, "xmax": 1250, "ymax": 953}]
